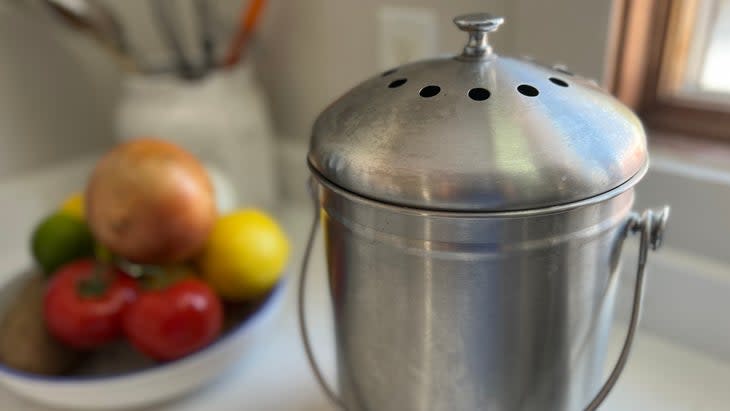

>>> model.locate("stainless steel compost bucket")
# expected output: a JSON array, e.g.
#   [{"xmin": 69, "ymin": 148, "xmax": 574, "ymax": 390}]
[{"xmin": 298, "ymin": 13, "xmax": 669, "ymax": 411}]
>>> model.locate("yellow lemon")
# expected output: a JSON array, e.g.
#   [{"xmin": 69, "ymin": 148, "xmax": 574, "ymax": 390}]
[
  {"xmin": 59, "ymin": 193, "xmax": 84, "ymax": 220},
  {"xmin": 198, "ymin": 209, "xmax": 289, "ymax": 301}
]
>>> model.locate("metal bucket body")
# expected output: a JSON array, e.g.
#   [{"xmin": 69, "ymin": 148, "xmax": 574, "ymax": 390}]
[{"xmin": 317, "ymin": 180, "xmax": 634, "ymax": 411}]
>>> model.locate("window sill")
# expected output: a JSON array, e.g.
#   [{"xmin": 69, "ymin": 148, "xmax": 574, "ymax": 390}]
[
  {"xmin": 649, "ymin": 131, "xmax": 730, "ymax": 176},
  {"xmin": 620, "ymin": 130, "xmax": 730, "ymax": 363},
  {"xmin": 640, "ymin": 130, "xmax": 730, "ymax": 263}
]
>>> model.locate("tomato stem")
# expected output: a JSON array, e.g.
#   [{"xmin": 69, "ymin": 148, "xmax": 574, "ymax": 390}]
[{"xmin": 77, "ymin": 263, "xmax": 110, "ymax": 298}]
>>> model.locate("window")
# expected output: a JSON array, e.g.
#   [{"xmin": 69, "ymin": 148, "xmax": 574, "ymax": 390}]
[
  {"xmin": 687, "ymin": 0, "xmax": 730, "ymax": 95},
  {"xmin": 610, "ymin": 0, "xmax": 730, "ymax": 140}
]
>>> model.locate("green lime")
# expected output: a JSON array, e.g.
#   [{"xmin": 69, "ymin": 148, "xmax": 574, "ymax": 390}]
[{"xmin": 31, "ymin": 212, "xmax": 95, "ymax": 275}]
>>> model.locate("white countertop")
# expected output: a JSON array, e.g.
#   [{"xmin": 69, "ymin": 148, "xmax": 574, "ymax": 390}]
[{"xmin": 1, "ymin": 204, "xmax": 729, "ymax": 411}]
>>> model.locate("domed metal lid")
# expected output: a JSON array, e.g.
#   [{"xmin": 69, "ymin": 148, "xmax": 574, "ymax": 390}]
[{"xmin": 308, "ymin": 13, "xmax": 648, "ymax": 211}]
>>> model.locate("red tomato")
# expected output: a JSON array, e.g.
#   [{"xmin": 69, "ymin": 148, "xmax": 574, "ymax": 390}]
[
  {"xmin": 44, "ymin": 259, "xmax": 138, "ymax": 350},
  {"xmin": 123, "ymin": 278, "xmax": 223, "ymax": 361}
]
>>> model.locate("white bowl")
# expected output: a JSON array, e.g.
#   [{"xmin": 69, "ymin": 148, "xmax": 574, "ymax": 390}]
[{"xmin": 0, "ymin": 267, "xmax": 287, "ymax": 410}]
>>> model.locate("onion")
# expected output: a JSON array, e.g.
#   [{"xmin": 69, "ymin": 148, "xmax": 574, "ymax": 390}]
[{"xmin": 86, "ymin": 138, "xmax": 217, "ymax": 264}]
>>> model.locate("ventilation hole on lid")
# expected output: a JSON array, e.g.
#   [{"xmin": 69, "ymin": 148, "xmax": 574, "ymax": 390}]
[
  {"xmin": 468, "ymin": 87, "xmax": 491, "ymax": 101},
  {"xmin": 382, "ymin": 68, "xmax": 397, "ymax": 76},
  {"xmin": 517, "ymin": 84, "xmax": 539, "ymax": 97},
  {"xmin": 549, "ymin": 77, "xmax": 569, "ymax": 87},
  {"xmin": 419, "ymin": 85, "xmax": 441, "ymax": 97},
  {"xmin": 388, "ymin": 78, "xmax": 407, "ymax": 88}
]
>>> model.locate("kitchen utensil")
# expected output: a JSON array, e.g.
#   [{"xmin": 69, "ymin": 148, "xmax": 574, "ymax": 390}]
[
  {"xmin": 149, "ymin": 0, "xmax": 197, "ymax": 79},
  {"xmin": 194, "ymin": 0, "xmax": 216, "ymax": 72},
  {"xmin": 223, "ymin": 0, "xmax": 267, "ymax": 68},
  {"xmin": 46, "ymin": 0, "xmax": 126, "ymax": 51},
  {"xmin": 44, "ymin": 0, "xmax": 135, "ymax": 71},
  {"xmin": 299, "ymin": 12, "xmax": 670, "ymax": 411}
]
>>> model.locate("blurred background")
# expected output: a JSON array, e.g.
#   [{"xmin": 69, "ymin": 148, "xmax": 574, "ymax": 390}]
[
  {"xmin": 0, "ymin": 0, "xmax": 617, "ymax": 178},
  {"xmin": 0, "ymin": 1, "xmax": 728, "ymax": 410}
]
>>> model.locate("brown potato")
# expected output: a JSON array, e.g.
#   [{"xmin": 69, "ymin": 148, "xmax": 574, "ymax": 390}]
[{"xmin": 0, "ymin": 274, "xmax": 81, "ymax": 375}]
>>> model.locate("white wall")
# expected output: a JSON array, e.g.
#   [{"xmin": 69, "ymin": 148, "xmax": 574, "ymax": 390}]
[
  {"xmin": 503, "ymin": 0, "xmax": 616, "ymax": 81},
  {"xmin": 0, "ymin": 1, "xmax": 120, "ymax": 177},
  {"xmin": 0, "ymin": 0, "xmax": 617, "ymax": 177},
  {"xmin": 252, "ymin": 0, "xmax": 505, "ymax": 141},
  {"xmin": 252, "ymin": 0, "xmax": 617, "ymax": 141}
]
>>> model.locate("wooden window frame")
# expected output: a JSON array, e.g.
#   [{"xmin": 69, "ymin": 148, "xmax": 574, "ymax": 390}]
[{"xmin": 608, "ymin": 0, "xmax": 730, "ymax": 140}]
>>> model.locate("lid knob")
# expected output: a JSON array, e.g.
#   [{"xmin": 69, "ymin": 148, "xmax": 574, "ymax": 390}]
[{"xmin": 453, "ymin": 13, "xmax": 504, "ymax": 58}]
